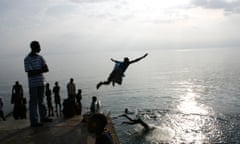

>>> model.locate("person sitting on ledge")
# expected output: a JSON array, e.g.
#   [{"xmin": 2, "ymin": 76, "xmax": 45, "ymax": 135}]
[{"xmin": 88, "ymin": 113, "xmax": 114, "ymax": 144}]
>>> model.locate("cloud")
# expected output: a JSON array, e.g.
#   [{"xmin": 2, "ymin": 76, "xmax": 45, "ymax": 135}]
[
  {"xmin": 191, "ymin": 0, "xmax": 240, "ymax": 13},
  {"xmin": 45, "ymin": 3, "xmax": 78, "ymax": 17},
  {"xmin": 70, "ymin": 0, "xmax": 112, "ymax": 4}
]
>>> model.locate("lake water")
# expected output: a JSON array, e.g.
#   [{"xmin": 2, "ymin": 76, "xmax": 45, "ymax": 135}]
[{"xmin": 0, "ymin": 48, "xmax": 240, "ymax": 143}]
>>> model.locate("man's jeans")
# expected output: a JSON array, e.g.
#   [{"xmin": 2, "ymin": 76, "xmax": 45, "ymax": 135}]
[{"xmin": 29, "ymin": 86, "xmax": 47, "ymax": 125}]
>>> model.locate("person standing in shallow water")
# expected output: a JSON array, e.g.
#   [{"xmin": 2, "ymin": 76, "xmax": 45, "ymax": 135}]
[
  {"xmin": 76, "ymin": 89, "xmax": 82, "ymax": 106},
  {"xmin": 45, "ymin": 83, "xmax": 54, "ymax": 117},
  {"xmin": 24, "ymin": 41, "xmax": 52, "ymax": 127},
  {"xmin": 96, "ymin": 53, "xmax": 148, "ymax": 89},
  {"xmin": 11, "ymin": 81, "xmax": 25, "ymax": 119},
  {"xmin": 76, "ymin": 89, "xmax": 82, "ymax": 115},
  {"xmin": 53, "ymin": 81, "xmax": 61, "ymax": 117},
  {"xmin": 90, "ymin": 96, "xmax": 98, "ymax": 113},
  {"xmin": 0, "ymin": 97, "xmax": 6, "ymax": 121}
]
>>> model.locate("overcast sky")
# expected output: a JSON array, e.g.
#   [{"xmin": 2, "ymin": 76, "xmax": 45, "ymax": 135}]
[{"xmin": 1, "ymin": 0, "xmax": 240, "ymax": 56}]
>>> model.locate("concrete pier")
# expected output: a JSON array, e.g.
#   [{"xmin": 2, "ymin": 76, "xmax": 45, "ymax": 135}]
[{"xmin": 0, "ymin": 115, "xmax": 120, "ymax": 144}]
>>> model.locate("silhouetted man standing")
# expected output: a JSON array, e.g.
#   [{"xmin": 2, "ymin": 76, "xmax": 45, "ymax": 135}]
[
  {"xmin": 53, "ymin": 81, "xmax": 61, "ymax": 117},
  {"xmin": 0, "ymin": 97, "xmax": 6, "ymax": 121},
  {"xmin": 11, "ymin": 81, "xmax": 25, "ymax": 119},
  {"xmin": 24, "ymin": 41, "xmax": 52, "ymax": 127},
  {"xmin": 67, "ymin": 78, "xmax": 76, "ymax": 101}
]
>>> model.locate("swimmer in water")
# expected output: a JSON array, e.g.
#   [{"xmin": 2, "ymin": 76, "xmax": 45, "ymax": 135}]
[{"xmin": 121, "ymin": 114, "xmax": 150, "ymax": 131}]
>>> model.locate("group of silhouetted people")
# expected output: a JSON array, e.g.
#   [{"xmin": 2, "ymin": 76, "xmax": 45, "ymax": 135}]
[
  {"xmin": 62, "ymin": 78, "xmax": 83, "ymax": 118},
  {"xmin": 22, "ymin": 41, "xmax": 82, "ymax": 127},
  {"xmin": 45, "ymin": 81, "xmax": 62, "ymax": 117},
  {"xmin": 0, "ymin": 78, "xmax": 82, "ymax": 122}
]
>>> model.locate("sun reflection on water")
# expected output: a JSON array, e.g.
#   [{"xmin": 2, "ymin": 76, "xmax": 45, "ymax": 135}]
[
  {"xmin": 178, "ymin": 88, "xmax": 208, "ymax": 115},
  {"xmin": 171, "ymin": 82, "xmax": 215, "ymax": 143}
]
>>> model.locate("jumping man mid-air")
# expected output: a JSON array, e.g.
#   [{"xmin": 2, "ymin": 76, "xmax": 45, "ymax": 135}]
[{"xmin": 96, "ymin": 53, "xmax": 148, "ymax": 89}]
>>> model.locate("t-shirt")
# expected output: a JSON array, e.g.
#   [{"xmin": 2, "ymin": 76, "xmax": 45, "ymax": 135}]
[
  {"xmin": 24, "ymin": 54, "xmax": 46, "ymax": 88},
  {"xmin": 67, "ymin": 83, "xmax": 76, "ymax": 96},
  {"xmin": 114, "ymin": 61, "xmax": 130, "ymax": 74}
]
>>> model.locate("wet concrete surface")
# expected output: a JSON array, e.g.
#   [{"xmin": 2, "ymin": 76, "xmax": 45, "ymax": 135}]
[{"xmin": 0, "ymin": 115, "xmax": 119, "ymax": 144}]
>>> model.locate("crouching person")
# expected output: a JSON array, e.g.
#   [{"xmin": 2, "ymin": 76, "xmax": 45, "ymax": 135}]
[
  {"xmin": 82, "ymin": 96, "xmax": 101, "ymax": 123},
  {"xmin": 88, "ymin": 113, "xmax": 113, "ymax": 144}
]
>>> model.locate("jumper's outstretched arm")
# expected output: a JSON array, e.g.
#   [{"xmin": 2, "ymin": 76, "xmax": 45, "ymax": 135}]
[
  {"xmin": 121, "ymin": 115, "xmax": 138, "ymax": 125},
  {"xmin": 121, "ymin": 114, "xmax": 135, "ymax": 121},
  {"xmin": 122, "ymin": 121, "xmax": 138, "ymax": 125},
  {"xmin": 129, "ymin": 53, "xmax": 148, "ymax": 64},
  {"xmin": 111, "ymin": 58, "xmax": 121, "ymax": 63},
  {"xmin": 121, "ymin": 114, "xmax": 150, "ymax": 130}
]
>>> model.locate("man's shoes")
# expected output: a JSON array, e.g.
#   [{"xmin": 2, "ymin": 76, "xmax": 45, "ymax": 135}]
[
  {"xmin": 31, "ymin": 123, "xmax": 43, "ymax": 127},
  {"xmin": 42, "ymin": 118, "xmax": 53, "ymax": 123}
]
